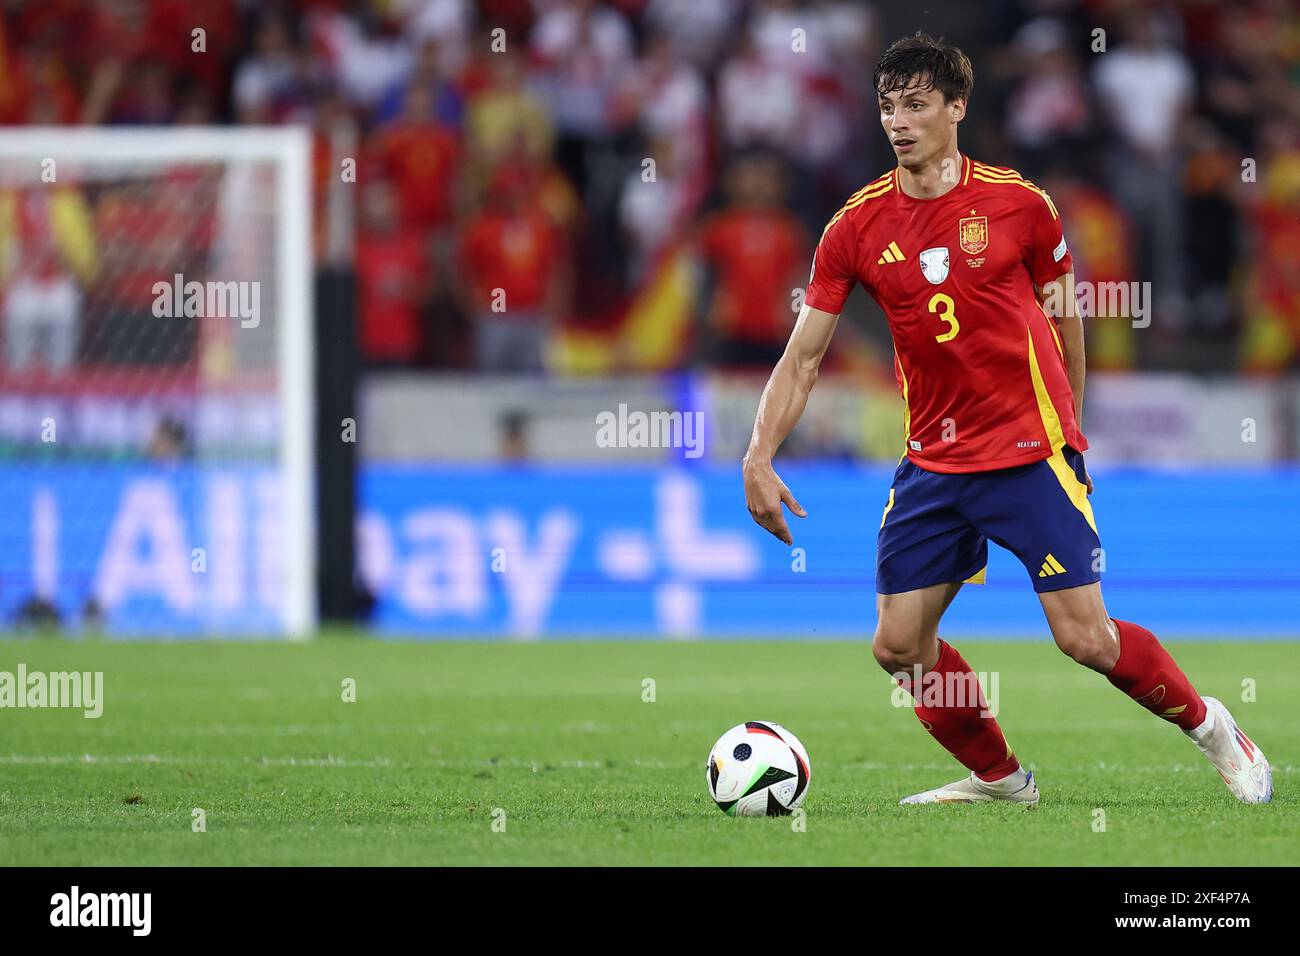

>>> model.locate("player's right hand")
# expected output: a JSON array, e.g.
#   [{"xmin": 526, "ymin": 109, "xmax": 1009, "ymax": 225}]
[{"xmin": 743, "ymin": 458, "xmax": 807, "ymax": 546}]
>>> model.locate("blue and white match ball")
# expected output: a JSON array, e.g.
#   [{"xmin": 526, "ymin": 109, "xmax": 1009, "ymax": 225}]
[{"xmin": 706, "ymin": 721, "xmax": 811, "ymax": 817}]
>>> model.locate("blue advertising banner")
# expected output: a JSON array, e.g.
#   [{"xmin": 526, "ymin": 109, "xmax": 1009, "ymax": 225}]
[
  {"xmin": 357, "ymin": 464, "xmax": 1300, "ymax": 640},
  {"xmin": 1, "ymin": 463, "xmax": 1297, "ymax": 638},
  {"xmin": 0, "ymin": 464, "xmax": 285, "ymax": 635}
]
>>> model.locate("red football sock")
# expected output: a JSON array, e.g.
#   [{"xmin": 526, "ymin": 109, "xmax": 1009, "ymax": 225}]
[
  {"xmin": 895, "ymin": 639, "xmax": 1020, "ymax": 782},
  {"xmin": 1105, "ymin": 619, "xmax": 1207, "ymax": 731}
]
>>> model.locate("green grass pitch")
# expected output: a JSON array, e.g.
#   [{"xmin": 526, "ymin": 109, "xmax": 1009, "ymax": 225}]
[{"xmin": 0, "ymin": 638, "xmax": 1295, "ymax": 866}]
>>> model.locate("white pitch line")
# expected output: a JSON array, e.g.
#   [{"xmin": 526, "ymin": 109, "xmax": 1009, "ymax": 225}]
[
  {"xmin": 1, "ymin": 755, "xmax": 1292, "ymax": 774},
  {"xmin": 0, "ymin": 754, "xmax": 390, "ymax": 768}
]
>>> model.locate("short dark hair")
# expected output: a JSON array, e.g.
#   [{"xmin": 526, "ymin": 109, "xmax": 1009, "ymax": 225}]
[{"xmin": 873, "ymin": 32, "xmax": 974, "ymax": 104}]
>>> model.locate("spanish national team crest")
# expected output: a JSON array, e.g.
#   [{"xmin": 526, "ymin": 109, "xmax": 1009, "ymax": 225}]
[
  {"xmin": 959, "ymin": 215, "xmax": 988, "ymax": 255},
  {"xmin": 919, "ymin": 246, "xmax": 949, "ymax": 285}
]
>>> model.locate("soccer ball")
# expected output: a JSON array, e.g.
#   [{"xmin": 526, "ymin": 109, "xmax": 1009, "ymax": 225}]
[{"xmin": 705, "ymin": 721, "xmax": 811, "ymax": 816}]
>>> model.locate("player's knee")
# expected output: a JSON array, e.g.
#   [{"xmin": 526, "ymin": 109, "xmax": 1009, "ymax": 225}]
[
  {"xmin": 1052, "ymin": 619, "xmax": 1112, "ymax": 669},
  {"xmin": 872, "ymin": 624, "xmax": 926, "ymax": 673}
]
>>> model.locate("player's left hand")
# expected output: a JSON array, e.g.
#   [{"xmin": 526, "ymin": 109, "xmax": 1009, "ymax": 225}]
[{"xmin": 1084, "ymin": 465, "xmax": 1093, "ymax": 495}]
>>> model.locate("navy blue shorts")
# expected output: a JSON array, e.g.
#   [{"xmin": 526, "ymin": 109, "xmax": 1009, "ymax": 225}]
[{"xmin": 876, "ymin": 445, "xmax": 1102, "ymax": 595}]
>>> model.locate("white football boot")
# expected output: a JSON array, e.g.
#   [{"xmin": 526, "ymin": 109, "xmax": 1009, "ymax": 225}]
[
  {"xmin": 1187, "ymin": 696, "xmax": 1272, "ymax": 804},
  {"xmin": 900, "ymin": 767, "xmax": 1039, "ymax": 807}
]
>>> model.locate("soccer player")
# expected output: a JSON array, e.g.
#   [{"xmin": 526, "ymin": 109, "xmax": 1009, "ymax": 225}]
[{"xmin": 741, "ymin": 33, "xmax": 1272, "ymax": 806}]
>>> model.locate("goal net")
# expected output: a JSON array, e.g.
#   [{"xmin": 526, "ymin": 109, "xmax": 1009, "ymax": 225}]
[{"xmin": 0, "ymin": 129, "xmax": 314, "ymax": 637}]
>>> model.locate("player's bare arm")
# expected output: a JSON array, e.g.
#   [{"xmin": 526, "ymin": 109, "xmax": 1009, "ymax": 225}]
[
  {"xmin": 1038, "ymin": 269, "xmax": 1092, "ymax": 492},
  {"xmin": 741, "ymin": 304, "xmax": 839, "ymax": 545}
]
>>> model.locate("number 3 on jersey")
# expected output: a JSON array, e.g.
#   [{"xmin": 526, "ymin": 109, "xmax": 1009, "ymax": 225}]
[{"xmin": 929, "ymin": 293, "xmax": 960, "ymax": 343}]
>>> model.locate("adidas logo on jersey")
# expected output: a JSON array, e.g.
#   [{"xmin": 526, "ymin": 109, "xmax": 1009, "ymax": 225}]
[
  {"xmin": 877, "ymin": 241, "xmax": 906, "ymax": 264},
  {"xmin": 1038, "ymin": 553, "xmax": 1067, "ymax": 577}
]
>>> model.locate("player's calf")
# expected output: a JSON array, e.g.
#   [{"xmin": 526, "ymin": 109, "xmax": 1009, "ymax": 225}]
[{"xmin": 1040, "ymin": 584, "xmax": 1120, "ymax": 672}]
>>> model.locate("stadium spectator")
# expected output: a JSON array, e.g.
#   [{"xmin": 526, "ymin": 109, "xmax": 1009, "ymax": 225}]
[
  {"xmin": 1198, "ymin": 9, "xmax": 1295, "ymax": 154},
  {"xmin": 717, "ymin": 31, "xmax": 802, "ymax": 160},
  {"xmin": 1241, "ymin": 118, "xmax": 1300, "ymax": 373},
  {"xmin": 309, "ymin": 5, "xmax": 412, "ymax": 111},
  {"xmin": 618, "ymin": 27, "xmax": 710, "ymax": 204},
  {"xmin": 368, "ymin": 81, "xmax": 462, "ymax": 237},
  {"xmin": 1092, "ymin": 9, "xmax": 1195, "ymax": 332},
  {"xmin": 619, "ymin": 135, "xmax": 700, "ymax": 284},
  {"xmin": 232, "ymin": 12, "xmax": 317, "ymax": 124},
  {"xmin": 644, "ymin": 0, "xmax": 741, "ymax": 68},
  {"xmin": 0, "ymin": 183, "xmax": 96, "ymax": 370},
  {"xmin": 3, "ymin": 250, "xmax": 82, "ymax": 371},
  {"xmin": 356, "ymin": 179, "xmax": 432, "ymax": 367},
  {"xmin": 530, "ymin": 0, "xmax": 635, "ymax": 172},
  {"xmin": 693, "ymin": 154, "xmax": 809, "ymax": 369},
  {"xmin": 464, "ymin": 47, "xmax": 554, "ymax": 173},
  {"xmin": 456, "ymin": 161, "xmax": 570, "ymax": 373},
  {"xmin": 402, "ymin": 0, "xmax": 473, "ymax": 55},
  {"xmin": 1002, "ymin": 19, "xmax": 1091, "ymax": 177},
  {"xmin": 372, "ymin": 37, "xmax": 465, "ymax": 129},
  {"xmin": 1182, "ymin": 121, "xmax": 1241, "ymax": 341}
]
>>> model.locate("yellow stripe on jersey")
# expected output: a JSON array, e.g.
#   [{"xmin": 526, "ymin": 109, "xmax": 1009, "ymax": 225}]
[
  {"xmin": 973, "ymin": 163, "xmax": 1060, "ymax": 212},
  {"xmin": 896, "ymin": 351, "xmax": 912, "ymax": 449},
  {"xmin": 841, "ymin": 178, "xmax": 891, "ymax": 210},
  {"xmin": 822, "ymin": 175, "xmax": 890, "ymax": 224},
  {"xmin": 1026, "ymin": 325, "xmax": 1098, "ymax": 532},
  {"xmin": 962, "ymin": 155, "xmax": 972, "ymax": 185},
  {"xmin": 820, "ymin": 178, "xmax": 893, "ymax": 237},
  {"xmin": 972, "ymin": 163, "xmax": 1029, "ymax": 180},
  {"xmin": 848, "ymin": 181, "xmax": 893, "ymax": 204},
  {"xmin": 1026, "ymin": 324, "xmax": 1066, "ymax": 453},
  {"xmin": 972, "ymin": 170, "xmax": 1060, "ymax": 219},
  {"xmin": 972, "ymin": 167, "xmax": 1056, "ymax": 194}
]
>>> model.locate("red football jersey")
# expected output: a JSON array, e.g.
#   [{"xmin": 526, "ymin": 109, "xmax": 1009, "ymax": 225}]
[{"xmin": 806, "ymin": 155, "xmax": 1086, "ymax": 473}]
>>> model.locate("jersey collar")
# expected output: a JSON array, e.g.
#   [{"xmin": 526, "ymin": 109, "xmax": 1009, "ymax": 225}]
[{"xmin": 892, "ymin": 153, "xmax": 972, "ymax": 197}]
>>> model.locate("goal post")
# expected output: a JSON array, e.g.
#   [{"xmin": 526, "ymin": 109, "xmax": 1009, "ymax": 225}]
[{"xmin": 0, "ymin": 128, "xmax": 316, "ymax": 637}]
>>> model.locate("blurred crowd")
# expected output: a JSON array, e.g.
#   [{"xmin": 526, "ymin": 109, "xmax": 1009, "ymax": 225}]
[{"xmin": 0, "ymin": 0, "xmax": 1297, "ymax": 378}]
